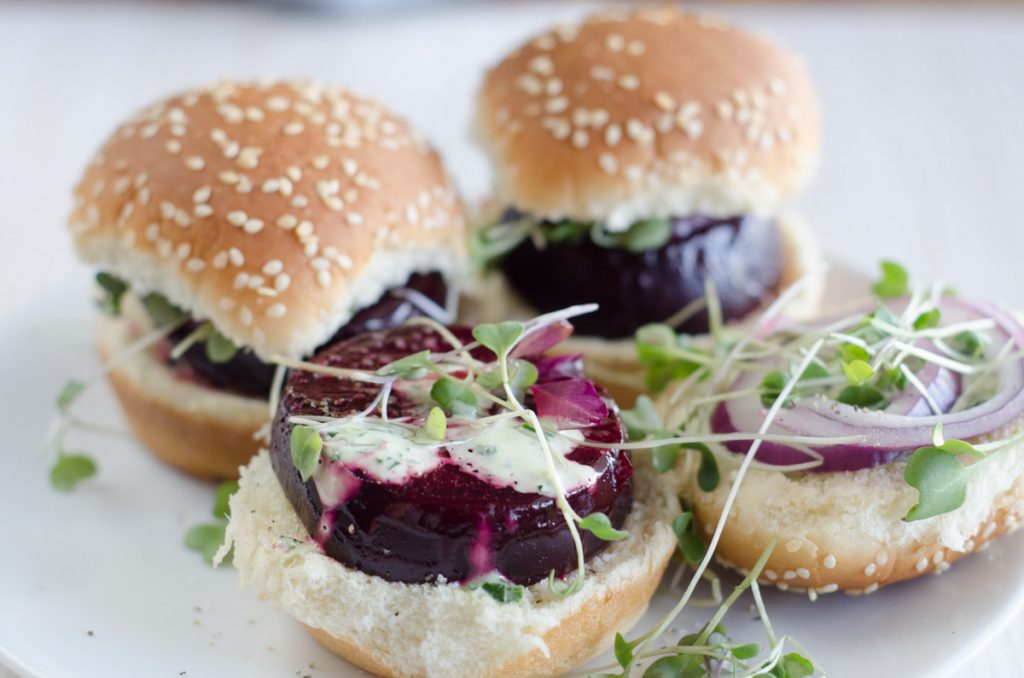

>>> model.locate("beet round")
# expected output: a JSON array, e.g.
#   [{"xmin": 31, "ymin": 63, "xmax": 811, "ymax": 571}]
[
  {"xmin": 269, "ymin": 324, "xmax": 634, "ymax": 586},
  {"xmin": 497, "ymin": 213, "xmax": 782, "ymax": 338},
  {"xmin": 168, "ymin": 272, "xmax": 447, "ymax": 398}
]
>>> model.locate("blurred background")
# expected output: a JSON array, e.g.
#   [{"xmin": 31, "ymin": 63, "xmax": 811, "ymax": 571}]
[{"xmin": 0, "ymin": 1, "xmax": 1023, "ymax": 676}]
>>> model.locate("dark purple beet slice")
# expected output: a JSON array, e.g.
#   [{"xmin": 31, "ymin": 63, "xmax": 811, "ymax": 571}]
[
  {"xmin": 269, "ymin": 325, "xmax": 633, "ymax": 586},
  {"xmin": 167, "ymin": 272, "xmax": 447, "ymax": 398},
  {"xmin": 497, "ymin": 212, "xmax": 782, "ymax": 338}
]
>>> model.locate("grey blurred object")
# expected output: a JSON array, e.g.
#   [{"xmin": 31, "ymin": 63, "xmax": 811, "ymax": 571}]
[{"xmin": 256, "ymin": 0, "xmax": 481, "ymax": 14}]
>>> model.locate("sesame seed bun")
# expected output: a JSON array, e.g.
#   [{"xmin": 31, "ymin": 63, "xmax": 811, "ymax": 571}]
[
  {"xmin": 677, "ymin": 435, "xmax": 1024, "ymax": 596},
  {"xmin": 97, "ymin": 300, "xmax": 265, "ymax": 479},
  {"xmin": 223, "ymin": 450, "xmax": 680, "ymax": 678},
  {"xmin": 475, "ymin": 7, "xmax": 820, "ymax": 228},
  {"xmin": 70, "ymin": 80, "xmax": 466, "ymax": 360}
]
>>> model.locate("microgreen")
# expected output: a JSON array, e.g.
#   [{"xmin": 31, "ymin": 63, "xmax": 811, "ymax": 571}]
[
  {"xmin": 95, "ymin": 272, "xmax": 128, "ymax": 316},
  {"xmin": 903, "ymin": 436, "xmax": 983, "ymax": 521},
  {"xmin": 952, "ymin": 330, "xmax": 983, "ymax": 358},
  {"xmin": 839, "ymin": 342, "xmax": 871, "ymax": 363},
  {"xmin": 472, "ymin": 321, "xmax": 525, "ymax": 357},
  {"xmin": 430, "ymin": 377, "xmax": 477, "ymax": 414},
  {"xmin": 872, "ymin": 260, "xmax": 910, "ymax": 298},
  {"xmin": 620, "ymin": 395, "xmax": 663, "ymax": 440},
  {"xmin": 618, "ymin": 217, "xmax": 672, "ymax": 253},
  {"xmin": 377, "ymin": 350, "xmax": 436, "ymax": 378},
  {"xmin": 423, "ymin": 407, "xmax": 447, "ymax": 441},
  {"xmin": 671, "ymin": 511, "xmax": 707, "ymax": 565},
  {"xmin": 480, "ymin": 580, "xmax": 524, "ymax": 603},
  {"xmin": 836, "ymin": 384, "xmax": 887, "ymax": 408},
  {"xmin": 770, "ymin": 653, "xmax": 815, "ymax": 678},
  {"xmin": 290, "ymin": 425, "xmax": 323, "ymax": 482},
  {"xmin": 50, "ymin": 453, "xmax": 98, "ymax": 492},
  {"xmin": 577, "ymin": 511, "xmax": 628, "ymax": 541},
  {"xmin": 760, "ymin": 371, "xmax": 788, "ymax": 407},
  {"xmin": 635, "ymin": 324, "xmax": 707, "ymax": 392},
  {"xmin": 143, "ymin": 292, "xmax": 185, "ymax": 326},
  {"xmin": 507, "ymin": 359, "xmax": 539, "ymax": 401},
  {"xmin": 841, "ymin": 359, "xmax": 875, "ymax": 385},
  {"xmin": 690, "ymin": 443, "xmax": 720, "ymax": 492},
  {"xmin": 913, "ymin": 308, "xmax": 941, "ymax": 331},
  {"xmin": 651, "ymin": 434, "xmax": 681, "ymax": 473},
  {"xmin": 56, "ymin": 380, "xmax": 85, "ymax": 411},
  {"xmin": 186, "ymin": 480, "xmax": 240, "ymax": 565},
  {"xmin": 205, "ymin": 328, "xmax": 239, "ymax": 363}
]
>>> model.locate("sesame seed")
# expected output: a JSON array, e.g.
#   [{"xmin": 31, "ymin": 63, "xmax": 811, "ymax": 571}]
[
  {"xmin": 237, "ymin": 146, "xmax": 262, "ymax": 169},
  {"xmin": 606, "ymin": 33, "xmax": 625, "ymax": 52},
  {"xmin": 715, "ymin": 100, "xmax": 735, "ymax": 121},
  {"xmin": 192, "ymin": 186, "xmax": 212, "ymax": 203},
  {"xmin": 818, "ymin": 583, "xmax": 839, "ymax": 594},
  {"xmin": 244, "ymin": 218, "xmax": 265, "ymax": 234},
  {"xmin": 212, "ymin": 252, "xmax": 228, "ymax": 269},
  {"xmin": 283, "ymin": 121, "xmax": 305, "ymax": 136},
  {"xmin": 140, "ymin": 123, "xmax": 160, "ymax": 139},
  {"xmin": 823, "ymin": 554, "xmax": 837, "ymax": 569},
  {"xmin": 266, "ymin": 303, "xmax": 287, "ymax": 319},
  {"xmin": 605, "ymin": 124, "xmax": 622, "ymax": 146},
  {"xmin": 311, "ymin": 257, "xmax": 330, "ymax": 271},
  {"xmin": 311, "ymin": 155, "xmax": 330, "ymax": 170},
  {"xmin": 262, "ymin": 260, "xmax": 283, "ymax": 276},
  {"xmin": 246, "ymin": 274, "xmax": 264, "ymax": 290},
  {"xmin": 785, "ymin": 539, "xmax": 802, "ymax": 553},
  {"xmin": 545, "ymin": 97, "xmax": 569, "ymax": 114},
  {"xmin": 864, "ymin": 583, "xmax": 879, "ymax": 594},
  {"xmin": 261, "ymin": 179, "xmax": 280, "ymax": 193},
  {"xmin": 983, "ymin": 522, "xmax": 997, "ymax": 538},
  {"xmin": 796, "ymin": 568, "xmax": 810, "ymax": 580},
  {"xmin": 233, "ymin": 272, "xmax": 249, "ymax": 290},
  {"xmin": 916, "ymin": 558, "xmax": 929, "ymax": 573},
  {"xmin": 174, "ymin": 210, "xmax": 192, "ymax": 228},
  {"xmin": 598, "ymin": 153, "xmax": 618, "ymax": 174},
  {"xmin": 618, "ymin": 74, "xmax": 640, "ymax": 91},
  {"xmin": 571, "ymin": 129, "xmax": 589, "ymax": 148},
  {"xmin": 346, "ymin": 212, "xmax": 365, "ymax": 225},
  {"xmin": 296, "ymin": 220, "xmax": 314, "ymax": 237},
  {"xmin": 933, "ymin": 551, "xmax": 945, "ymax": 565},
  {"xmin": 864, "ymin": 563, "xmax": 876, "ymax": 576},
  {"xmin": 277, "ymin": 215, "xmax": 297, "ymax": 230},
  {"xmin": 185, "ymin": 258, "xmax": 206, "ymax": 273},
  {"xmin": 194, "ymin": 204, "xmax": 213, "ymax": 218},
  {"xmin": 145, "ymin": 223, "xmax": 160, "ymax": 241},
  {"xmin": 228, "ymin": 247, "xmax": 244, "ymax": 267},
  {"xmin": 223, "ymin": 141, "xmax": 240, "ymax": 159},
  {"xmin": 876, "ymin": 552, "xmax": 889, "ymax": 566},
  {"xmin": 239, "ymin": 306, "xmax": 253, "ymax": 326},
  {"xmin": 655, "ymin": 91, "xmax": 676, "ymax": 111},
  {"xmin": 185, "ymin": 156, "xmax": 205, "ymax": 171},
  {"xmin": 783, "ymin": 570, "xmax": 796, "ymax": 581},
  {"xmin": 266, "ymin": 96, "xmax": 289, "ymax": 112},
  {"xmin": 626, "ymin": 39, "xmax": 645, "ymax": 56},
  {"xmin": 529, "ymin": 55, "xmax": 554, "ymax": 76},
  {"xmin": 219, "ymin": 171, "xmax": 240, "ymax": 185},
  {"xmin": 764, "ymin": 569, "xmax": 778, "ymax": 581},
  {"xmin": 317, "ymin": 270, "xmax": 332, "ymax": 288},
  {"xmin": 274, "ymin": 273, "xmax": 291, "ymax": 292},
  {"xmin": 175, "ymin": 242, "xmax": 191, "ymax": 260},
  {"xmin": 227, "ymin": 211, "xmax": 247, "ymax": 226},
  {"xmin": 517, "ymin": 74, "xmax": 543, "ymax": 96}
]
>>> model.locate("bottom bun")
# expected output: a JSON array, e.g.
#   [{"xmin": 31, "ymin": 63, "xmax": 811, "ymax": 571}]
[
  {"xmin": 98, "ymin": 313, "xmax": 268, "ymax": 479},
  {"xmin": 225, "ymin": 451, "xmax": 680, "ymax": 678},
  {"xmin": 461, "ymin": 213, "xmax": 823, "ymax": 407},
  {"xmin": 681, "ymin": 439, "xmax": 1024, "ymax": 595}
]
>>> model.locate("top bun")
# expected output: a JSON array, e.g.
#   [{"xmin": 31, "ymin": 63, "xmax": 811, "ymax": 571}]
[
  {"xmin": 476, "ymin": 7, "xmax": 820, "ymax": 229},
  {"xmin": 69, "ymin": 80, "xmax": 466, "ymax": 359}
]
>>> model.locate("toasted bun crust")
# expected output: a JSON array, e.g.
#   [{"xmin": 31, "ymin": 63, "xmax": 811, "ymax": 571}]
[
  {"xmin": 71, "ymin": 80, "xmax": 466, "ymax": 359},
  {"xmin": 476, "ymin": 7, "xmax": 820, "ymax": 228},
  {"xmin": 461, "ymin": 213, "xmax": 823, "ymax": 406},
  {"xmin": 679, "ymin": 438, "xmax": 1024, "ymax": 596},
  {"xmin": 224, "ymin": 451, "xmax": 680, "ymax": 678},
  {"xmin": 98, "ymin": 309, "xmax": 266, "ymax": 479}
]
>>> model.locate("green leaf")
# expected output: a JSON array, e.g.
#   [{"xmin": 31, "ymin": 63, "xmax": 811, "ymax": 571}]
[
  {"xmin": 430, "ymin": 377, "xmax": 477, "ymax": 414},
  {"xmin": 57, "ymin": 380, "xmax": 86, "ymax": 411},
  {"xmin": 142, "ymin": 293, "xmax": 185, "ymax": 326},
  {"xmin": 875, "ymin": 365, "xmax": 908, "ymax": 391},
  {"xmin": 684, "ymin": 442, "xmax": 719, "ymax": 492},
  {"xmin": 613, "ymin": 633, "xmax": 633, "ymax": 669},
  {"xmin": 213, "ymin": 480, "xmax": 239, "ymax": 520},
  {"xmin": 671, "ymin": 512, "xmax": 707, "ymax": 564},
  {"xmin": 635, "ymin": 323, "xmax": 677, "ymax": 350},
  {"xmin": 642, "ymin": 655, "xmax": 704, "ymax": 678},
  {"xmin": 185, "ymin": 523, "xmax": 227, "ymax": 564},
  {"xmin": 952, "ymin": 330, "xmax": 983, "ymax": 359},
  {"xmin": 872, "ymin": 260, "xmax": 910, "ymax": 299},
  {"xmin": 543, "ymin": 221, "xmax": 590, "ymax": 244},
  {"xmin": 904, "ymin": 446, "xmax": 970, "ymax": 521},
  {"xmin": 289, "ymin": 425, "xmax": 323, "ymax": 482},
  {"xmin": 508, "ymin": 359, "xmax": 539, "ymax": 399},
  {"xmin": 644, "ymin": 358, "xmax": 701, "ymax": 393},
  {"xmin": 472, "ymin": 321, "xmax": 525, "ymax": 357},
  {"xmin": 761, "ymin": 371, "xmax": 788, "ymax": 407},
  {"xmin": 839, "ymin": 342, "xmax": 871, "ymax": 363},
  {"xmin": 731, "ymin": 642, "xmax": 761, "ymax": 659},
  {"xmin": 205, "ymin": 328, "xmax": 239, "ymax": 363},
  {"xmin": 480, "ymin": 580, "xmax": 524, "ymax": 603},
  {"xmin": 621, "ymin": 395, "xmax": 663, "ymax": 440},
  {"xmin": 776, "ymin": 653, "xmax": 815, "ymax": 678},
  {"xmin": 836, "ymin": 384, "xmax": 887, "ymax": 409},
  {"xmin": 96, "ymin": 272, "xmax": 128, "ymax": 316},
  {"xmin": 800, "ymin": 362, "xmax": 830, "ymax": 381},
  {"xmin": 546, "ymin": 569, "xmax": 583, "ymax": 597},
  {"xmin": 476, "ymin": 368, "xmax": 504, "ymax": 390},
  {"xmin": 651, "ymin": 435, "xmax": 681, "ymax": 474},
  {"xmin": 50, "ymin": 453, "xmax": 98, "ymax": 492},
  {"xmin": 841, "ymin": 359, "xmax": 875, "ymax": 385},
  {"xmin": 620, "ymin": 217, "xmax": 672, "ymax": 253},
  {"xmin": 578, "ymin": 512, "xmax": 628, "ymax": 541},
  {"xmin": 423, "ymin": 406, "xmax": 447, "ymax": 441},
  {"xmin": 913, "ymin": 308, "xmax": 941, "ymax": 331},
  {"xmin": 377, "ymin": 350, "xmax": 436, "ymax": 378}
]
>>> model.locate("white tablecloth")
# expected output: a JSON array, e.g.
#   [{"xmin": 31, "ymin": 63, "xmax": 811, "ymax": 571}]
[{"xmin": 1, "ymin": 1, "xmax": 1023, "ymax": 675}]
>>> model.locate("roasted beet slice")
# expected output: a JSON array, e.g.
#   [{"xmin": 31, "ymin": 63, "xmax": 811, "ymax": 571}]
[
  {"xmin": 269, "ymin": 325, "xmax": 633, "ymax": 586},
  {"xmin": 167, "ymin": 272, "xmax": 447, "ymax": 397},
  {"xmin": 497, "ymin": 214, "xmax": 782, "ymax": 338}
]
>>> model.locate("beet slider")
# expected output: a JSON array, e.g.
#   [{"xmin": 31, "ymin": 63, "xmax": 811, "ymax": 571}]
[
  {"xmin": 222, "ymin": 314, "xmax": 679, "ymax": 678},
  {"xmin": 470, "ymin": 7, "xmax": 823, "ymax": 386},
  {"xmin": 67, "ymin": 80, "xmax": 466, "ymax": 479}
]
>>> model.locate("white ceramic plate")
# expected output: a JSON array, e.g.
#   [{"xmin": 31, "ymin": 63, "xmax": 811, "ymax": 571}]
[{"xmin": 2, "ymin": 264, "xmax": 1023, "ymax": 678}]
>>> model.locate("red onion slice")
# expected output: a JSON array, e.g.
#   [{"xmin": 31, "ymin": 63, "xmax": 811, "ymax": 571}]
[
  {"xmin": 531, "ymin": 378, "xmax": 609, "ymax": 427},
  {"xmin": 711, "ymin": 298, "xmax": 1024, "ymax": 472}
]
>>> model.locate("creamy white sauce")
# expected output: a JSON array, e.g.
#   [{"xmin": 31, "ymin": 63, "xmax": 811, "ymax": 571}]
[{"xmin": 319, "ymin": 417, "xmax": 598, "ymax": 496}]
